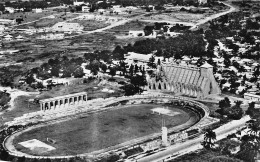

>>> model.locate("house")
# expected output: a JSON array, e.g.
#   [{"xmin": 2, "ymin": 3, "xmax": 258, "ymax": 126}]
[
  {"xmin": 5, "ymin": 7, "xmax": 15, "ymax": 13},
  {"xmin": 52, "ymin": 22, "xmax": 83, "ymax": 32},
  {"xmin": 82, "ymin": 6, "xmax": 90, "ymax": 12},
  {"xmin": 3, "ymin": 34, "xmax": 13, "ymax": 41},
  {"xmin": 73, "ymin": 0, "xmax": 85, "ymax": 6},
  {"xmin": 98, "ymin": 9, "xmax": 106, "ymax": 14},
  {"xmin": 124, "ymin": 52, "xmax": 163, "ymax": 68},
  {"xmin": 244, "ymin": 93, "xmax": 260, "ymax": 102},
  {"xmin": 32, "ymin": 8, "xmax": 43, "ymax": 13},
  {"xmin": 16, "ymin": 35, "xmax": 24, "ymax": 41},
  {"xmin": 0, "ymin": 25, "xmax": 5, "ymax": 33},
  {"xmin": 129, "ymin": 30, "xmax": 145, "ymax": 37}
]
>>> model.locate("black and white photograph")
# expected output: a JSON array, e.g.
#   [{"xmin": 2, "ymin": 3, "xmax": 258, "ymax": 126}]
[{"xmin": 0, "ymin": 0, "xmax": 259, "ymax": 161}]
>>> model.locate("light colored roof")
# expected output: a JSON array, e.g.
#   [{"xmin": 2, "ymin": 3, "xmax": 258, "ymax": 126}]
[
  {"xmin": 201, "ymin": 62, "xmax": 213, "ymax": 68},
  {"xmin": 16, "ymin": 35, "xmax": 23, "ymax": 39},
  {"xmin": 241, "ymin": 58, "xmax": 252, "ymax": 62},
  {"xmin": 244, "ymin": 66, "xmax": 252, "ymax": 70},
  {"xmin": 223, "ymin": 82, "xmax": 231, "ymax": 87},
  {"xmin": 4, "ymin": 34, "xmax": 12, "ymax": 38},
  {"xmin": 125, "ymin": 52, "xmax": 152, "ymax": 62}
]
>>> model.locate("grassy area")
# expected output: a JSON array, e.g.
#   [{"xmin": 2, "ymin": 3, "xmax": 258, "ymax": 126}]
[
  {"xmin": 0, "ymin": 95, "xmax": 39, "ymax": 127},
  {"xmin": 0, "ymin": 11, "xmax": 57, "ymax": 24},
  {"xmin": 200, "ymin": 102, "xmax": 220, "ymax": 116},
  {"xmin": 37, "ymin": 77, "xmax": 125, "ymax": 100},
  {"xmin": 69, "ymin": 19, "xmax": 109, "ymax": 31},
  {"xmin": 108, "ymin": 20, "xmax": 153, "ymax": 32},
  {"xmin": 0, "ymin": 78, "xmax": 125, "ymax": 127},
  {"xmin": 13, "ymin": 104, "xmax": 198, "ymax": 155}
]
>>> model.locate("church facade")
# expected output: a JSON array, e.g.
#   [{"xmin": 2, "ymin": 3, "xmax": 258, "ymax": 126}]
[{"xmin": 147, "ymin": 62, "xmax": 221, "ymax": 98}]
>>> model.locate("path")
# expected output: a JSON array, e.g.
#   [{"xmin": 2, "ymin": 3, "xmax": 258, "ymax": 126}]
[{"xmin": 0, "ymin": 87, "xmax": 39, "ymax": 115}]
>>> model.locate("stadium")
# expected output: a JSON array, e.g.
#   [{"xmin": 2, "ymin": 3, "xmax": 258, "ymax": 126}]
[{"xmin": 4, "ymin": 96, "xmax": 215, "ymax": 158}]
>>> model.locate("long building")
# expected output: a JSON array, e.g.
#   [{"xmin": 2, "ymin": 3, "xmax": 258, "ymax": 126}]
[{"xmin": 147, "ymin": 62, "xmax": 221, "ymax": 98}]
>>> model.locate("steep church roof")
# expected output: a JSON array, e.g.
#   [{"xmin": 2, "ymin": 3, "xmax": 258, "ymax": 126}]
[{"xmin": 200, "ymin": 62, "xmax": 213, "ymax": 68}]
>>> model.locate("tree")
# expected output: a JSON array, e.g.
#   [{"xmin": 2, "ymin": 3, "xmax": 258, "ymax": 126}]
[
  {"xmin": 236, "ymin": 134, "xmax": 259, "ymax": 162},
  {"xmin": 219, "ymin": 97, "xmax": 231, "ymax": 113},
  {"xmin": 87, "ymin": 60, "xmax": 100, "ymax": 75},
  {"xmin": 129, "ymin": 64, "xmax": 134, "ymax": 76},
  {"xmin": 202, "ymin": 129, "xmax": 216, "ymax": 149},
  {"xmin": 100, "ymin": 63, "xmax": 107, "ymax": 73},
  {"xmin": 226, "ymin": 101, "xmax": 244, "ymax": 120},
  {"xmin": 73, "ymin": 67, "xmax": 85, "ymax": 78},
  {"xmin": 26, "ymin": 74, "xmax": 36, "ymax": 85},
  {"xmin": 130, "ymin": 75, "xmax": 147, "ymax": 94},
  {"xmin": 148, "ymin": 56, "xmax": 156, "ymax": 68},
  {"xmin": 113, "ymin": 46, "xmax": 125, "ymax": 60},
  {"xmin": 134, "ymin": 64, "xmax": 139, "ymax": 74},
  {"xmin": 0, "ymin": 5, "xmax": 4, "ymax": 12},
  {"xmin": 210, "ymin": 156, "xmax": 242, "ymax": 162},
  {"xmin": 157, "ymin": 58, "xmax": 161, "ymax": 65},
  {"xmin": 121, "ymin": 84, "xmax": 139, "ymax": 96},
  {"xmin": 143, "ymin": 26, "xmax": 154, "ymax": 36},
  {"xmin": 109, "ymin": 67, "xmax": 116, "ymax": 78},
  {"xmin": 246, "ymin": 102, "xmax": 256, "ymax": 117}
]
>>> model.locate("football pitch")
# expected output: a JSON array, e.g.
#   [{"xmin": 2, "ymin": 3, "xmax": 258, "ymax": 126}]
[{"xmin": 14, "ymin": 104, "xmax": 200, "ymax": 156}]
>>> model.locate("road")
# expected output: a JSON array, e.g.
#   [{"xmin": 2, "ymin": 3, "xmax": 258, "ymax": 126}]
[
  {"xmin": 136, "ymin": 115, "xmax": 250, "ymax": 162},
  {"xmin": 190, "ymin": 1, "xmax": 237, "ymax": 30}
]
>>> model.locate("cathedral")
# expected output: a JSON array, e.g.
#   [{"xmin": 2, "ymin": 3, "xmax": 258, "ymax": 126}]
[{"xmin": 147, "ymin": 62, "xmax": 221, "ymax": 98}]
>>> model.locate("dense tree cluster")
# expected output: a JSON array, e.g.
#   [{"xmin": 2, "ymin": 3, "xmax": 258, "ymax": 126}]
[
  {"xmin": 0, "ymin": 91, "xmax": 11, "ymax": 110},
  {"xmin": 121, "ymin": 32, "xmax": 206, "ymax": 58},
  {"xmin": 28, "ymin": 56, "xmax": 84, "ymax": 81},
  {"xmin": 218, "ymin": 98, "xmax": 244, "ymax": 120}
]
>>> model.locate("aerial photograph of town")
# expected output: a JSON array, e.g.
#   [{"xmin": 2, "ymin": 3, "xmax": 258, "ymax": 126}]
[{"xmin": 0, "ymin": 0, "xmax": 259, "ymax": 161}]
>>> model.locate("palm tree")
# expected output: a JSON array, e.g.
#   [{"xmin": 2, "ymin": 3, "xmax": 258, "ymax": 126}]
[
  {"xmin": 237, "ymin": 119, "xmax": 260, "ymax": 162},
  {"xmin": 247, "ymin": 119, "xmax": 260, "ymax": 137},
  {"xmin": 202, "ymin": 128, "xmax": 216, "ymax": 149}
]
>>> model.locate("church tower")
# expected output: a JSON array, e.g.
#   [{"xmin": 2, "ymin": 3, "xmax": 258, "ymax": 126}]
[{"xmin": 200, "ymin": 62, "xmax": 221, "ymax": 95}]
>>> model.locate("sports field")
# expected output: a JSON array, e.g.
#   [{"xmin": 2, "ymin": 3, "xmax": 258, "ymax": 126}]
[{"xmin": 14, "ymin": 104, "xmax": 200, "ymax": 156}]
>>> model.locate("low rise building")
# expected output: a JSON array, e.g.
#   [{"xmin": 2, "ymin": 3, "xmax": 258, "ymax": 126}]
[
  {"xmin": 244, "ymin": 93, "xmax": 260, "ymax": 102},
  {"xmin": 129, "ymin": 30, "xmax": 145, "ymax": 37},
  {"xmin": 5, "ymin": 7, "xmax": 15, "ymax": 13},
  {"xmin": 73, "ymin": 0, "xmax": 85, "ymax": 6},
  {"xmin": 82, "ymin": 6, "xmax": 90, "ymax": 12},
  {"xmin": 32, "ymin": 8, "xmax": 43, "ymax": 13}
]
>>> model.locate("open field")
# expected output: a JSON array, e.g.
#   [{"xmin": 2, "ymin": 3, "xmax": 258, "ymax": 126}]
[
  {"xmin": 137, "ymin": 11, "xmax": 205, "ymax": 24},
  {"xmin": 0, "ymin": 11, "xmax": 58, "ymax": 24},
  {"xmin": 0, "ymin": 95, "xmax": 39, "ymax": 127},
  {"xmin": 14, "ymin": 13, "xmax": 80, "ymax": 29},
  {"xmin": 108, "ymin": 20, "xmax": 153, "ymax": 32},
  {"xmin": 13, "ymin": 104, "xmax": 200, "ymax": 156}
]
